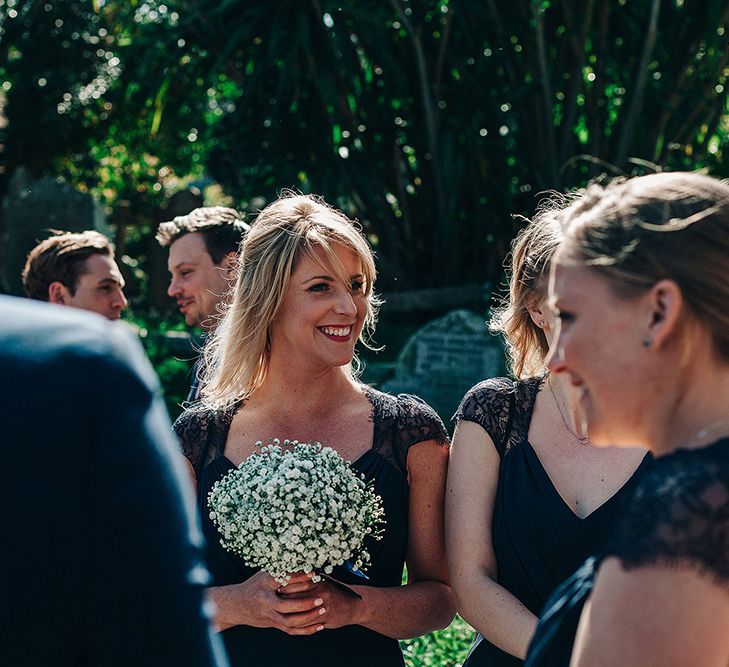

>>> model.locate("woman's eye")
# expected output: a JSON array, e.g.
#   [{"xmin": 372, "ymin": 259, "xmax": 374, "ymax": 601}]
[
  {"xmin": 351, "ymin": 280, "xmax": 364, "ymax": 292},
  {"xmin": 308, "ymin": 282, "xmax": 330, "ymax": 293}
]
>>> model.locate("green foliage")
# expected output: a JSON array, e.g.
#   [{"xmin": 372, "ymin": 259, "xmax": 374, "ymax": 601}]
[
  {"xmin": 125, "ymin": 311, "xmax": 199, "ymax": 420},
  {"xmin": 1, "ymin": 7, "xmax": 724, "ymax": 661},
  {"xmin": 2, "ymin": 0, "xmax": 728, "ymax": 295},
  {"xmin": 401, "ymin": 615, "xmax": 473, "ymax": 667}
]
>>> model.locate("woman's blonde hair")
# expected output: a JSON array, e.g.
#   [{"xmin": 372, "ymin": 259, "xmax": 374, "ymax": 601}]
[
  {"xmin": 559, "ymin": 171, "xmax": 729, "ymax": 361},
  {"xmin": 490, "ymin": 197, "xmax": 568, "ymax": 378},
  {"xmin": 199, "ymin": 192, "xmax": 380, "ymax": 409}
]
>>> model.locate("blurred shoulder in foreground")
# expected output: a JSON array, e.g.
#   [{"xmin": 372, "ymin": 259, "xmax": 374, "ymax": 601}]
[{"xmin": 0, "ymin": 295, "xmax": 228, "ymax": 667}]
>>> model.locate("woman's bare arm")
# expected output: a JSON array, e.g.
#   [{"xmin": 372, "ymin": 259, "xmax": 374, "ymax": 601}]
[{"xmin": 446, "ymin": 420, "xmax": 538, "ymax": 659}]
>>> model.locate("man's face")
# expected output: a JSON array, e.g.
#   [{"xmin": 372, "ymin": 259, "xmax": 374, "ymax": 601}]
[
  {"xmin": 167, "ymin": 232, "xmax": 232, "ymax": 330},
  {"xmin": 63, "ymin": 254, "xmax": 127, "ymax": 320}
]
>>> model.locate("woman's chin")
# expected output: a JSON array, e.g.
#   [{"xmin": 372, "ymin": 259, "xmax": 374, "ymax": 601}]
[
  {"xmin": 587, "ymin": 424, "xmax": 643, "ymax": 449},
  {"xmin": 582, "ymin": 417, "xmax": 613, "ymax": 447},
  {"xmin": 587, "ymin": 433, "xmax": 617, "ymax": 448}
]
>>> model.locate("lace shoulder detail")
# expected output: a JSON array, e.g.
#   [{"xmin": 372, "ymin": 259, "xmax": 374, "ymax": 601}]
[
  {"xmin": 608, "ymin": 439, "xmax": 729, "ymax": 586},
  {"xmin": 367, "ymin": 388, "xmax": 449, "ymax": 477},
  {"xmin": 173, "ymin": 403, "xmax": 238, "ymax": 478},
  {"xmin": 453, "ymin": 376, "xmax": 542, "ymax": 456}
]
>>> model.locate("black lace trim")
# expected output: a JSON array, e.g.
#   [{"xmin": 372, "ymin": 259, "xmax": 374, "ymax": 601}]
[
  {"xmin": 452, "ymin": 375, "xmax": 544, "ymax": 457},
  {"xmin": 173, "ymin": 401, "xmax": 241, "ymax": 478},
  {"xmin": 173, "ymin": 388, "xmax": 449, "ymax": 480},
  {"xmin": 608, "ymin": 438, "xmax": 729, "ymax": 586},
  {"xmin": 366, "ymin": 387, "xmax": 450, "ymax": 475}
]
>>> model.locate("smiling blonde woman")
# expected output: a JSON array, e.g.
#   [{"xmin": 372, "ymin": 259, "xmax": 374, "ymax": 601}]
[{"xmin": 174, "ymin": 192, "xmax": 455, "ymax": 667}]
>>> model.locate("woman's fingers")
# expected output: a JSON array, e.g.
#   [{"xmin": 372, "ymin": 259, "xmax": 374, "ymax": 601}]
[
  {"xmin": 277, "ymin": 580, "xmax": 318, "ymax": 596},
  {"xmin": 280, "ymin": 621, "xmax": 325, "ymax": 636},
  {"xmin": 272, "ymin": 607, "xmax": 327, "ymax": 634},
  {"xmin": 246, "ymin": 571, "xmax": 329, "ymax": 634},
  {"xmin": 273, "ymin": 594, "xmax": 325, "ymax": 615},
  {"xmin": 275, "ymin": 572, "xmax": 318, "ymax": 596},
  {"xmin": 285, "ymin": 572, "xmax": 316, "ymax": 585}
]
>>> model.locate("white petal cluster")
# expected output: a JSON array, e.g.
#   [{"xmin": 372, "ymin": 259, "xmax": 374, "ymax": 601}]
[{"xmin": 208, "ymin": 439, "xmax": 386, "ymax": 585}]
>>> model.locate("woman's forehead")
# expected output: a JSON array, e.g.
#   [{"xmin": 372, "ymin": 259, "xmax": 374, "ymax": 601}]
[
  {"xmin": 297, "ymin": 241, "xmax": 364, "ymax": 276},
  {"xmin": 550, "ymin": 262, "xmax": 591, "ymax": 294}
]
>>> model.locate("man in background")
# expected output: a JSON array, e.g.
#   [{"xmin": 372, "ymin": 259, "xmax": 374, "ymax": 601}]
[
  {"xmin": 0, "ymin": 295, "xmax": 228, "ymax": 666},
  {"xmin": 156, "ymin": 206, "xmax": 249, "ymax": 399},
  {"xmin": 22, "ymin": 230, "xmax": 128, "ymax": 320}
]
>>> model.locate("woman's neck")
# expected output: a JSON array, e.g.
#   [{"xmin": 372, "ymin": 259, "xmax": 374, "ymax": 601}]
[
  {"xmin": 545, "ymin": 372, "xmax": 588, "ymax": 441},
  {"xmin": 254, "ymin": 355, "xmax": 359, "ymax": 414},
  {"xmin": 651, "ymin": 354, "xmax": 729, "ymax": 456}
]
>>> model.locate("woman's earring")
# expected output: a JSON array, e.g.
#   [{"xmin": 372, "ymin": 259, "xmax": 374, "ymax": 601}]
[
  {"xmin": 538, "ymin": 320, "xmax": 545, "ymax": 328},
  {"xmin": 642, "ymin": 338, "xmax": 652, "ymax": 348}
]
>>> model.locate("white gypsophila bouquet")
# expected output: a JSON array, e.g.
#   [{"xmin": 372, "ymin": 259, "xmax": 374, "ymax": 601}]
[{"xmin": 208, "ymin": 439, "xmax": 385, "ymax": 585}]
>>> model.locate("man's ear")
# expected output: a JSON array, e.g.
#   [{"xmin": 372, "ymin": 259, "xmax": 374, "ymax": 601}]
[
  {"xmin": 646, "ymin": 279, "xmax": 683, "ymax": 348},
  {"xmin": 48, "ymin": 281, "xmax": 70, "ymax": 305},
  {"xmin": 220, "ymin": 252, "xmax": 238, "ymax": 278}
]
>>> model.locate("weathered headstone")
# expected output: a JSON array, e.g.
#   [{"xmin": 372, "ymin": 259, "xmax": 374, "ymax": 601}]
[
  {"xmin": 381, "ymin": 309, "xmax": 506, "ymax": 422},
  {"xmin": 1, "ymin": 168, "xmax": 106, "ymax": 295}
]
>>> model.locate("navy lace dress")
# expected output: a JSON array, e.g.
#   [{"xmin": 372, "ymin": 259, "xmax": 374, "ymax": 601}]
[
  {"xmin": 453, "ymin": 376, "xmax": 650, "ymax": 666},
  {"xmin": 174, "ymin": 387, "xmax": 449, "ymax": 667},
  {"xmin": 526, "ymin": 437, "xmax": 729, "ymax": 666}
]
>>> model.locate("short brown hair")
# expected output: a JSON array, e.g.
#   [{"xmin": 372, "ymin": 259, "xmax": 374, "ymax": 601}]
[
  {"xmin": 156, "ymin": 206, "xmax": 249, "ymax": 265},
  {"xmin": 22, "ymin": 231, "xmax": 114, "ymax": 301}
]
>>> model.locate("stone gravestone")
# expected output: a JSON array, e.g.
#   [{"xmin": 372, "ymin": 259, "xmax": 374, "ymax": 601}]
[
  {"xmin": 381, "ymin": 309, "xmax": 506, "ymax": 422},
  {"xmin": 1, "ymin": 168, "xmax": 105, "ymax": 295}
]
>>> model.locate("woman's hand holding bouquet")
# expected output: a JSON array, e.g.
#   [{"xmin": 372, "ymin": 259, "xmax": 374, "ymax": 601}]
[{"xmin": 208, "ymin": 439, "xmax": 385, "ymax": 633}]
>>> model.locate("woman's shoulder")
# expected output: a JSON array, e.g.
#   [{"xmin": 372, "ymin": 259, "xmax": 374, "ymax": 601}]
[
  {"xmin": 365, "ymin": 386, "xmax": 449, "ymax": 446},
  {"xmin": 454, "ymin": 376, "xmax": 514, "ymax": 419},
  {"xmin": 363, "ymin": 386, "xmax": 449, "ymax": 477},
  {"xmin": 172, "ymin": 402, "xmax": 222, "ymax": 437},
  {"xmin": 452, "ymin": 375, "xmax": 541, "ymax": 455},
  {"xmin": 609, "ymin": 438, "xmax": 729, "ymax": 585},
  {"xmin": 173, "ymin": 401, "xmax": 239, "ymax": 475}
]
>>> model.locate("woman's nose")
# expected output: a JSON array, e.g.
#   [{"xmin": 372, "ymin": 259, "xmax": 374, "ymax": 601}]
[{"xmin": 334, "ymin": 289, "xmax": 357, "ymax": 316}]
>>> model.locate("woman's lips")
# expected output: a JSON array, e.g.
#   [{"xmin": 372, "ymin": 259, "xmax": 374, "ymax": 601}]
[{"xmin": 317, "ymin": 325, "xmax": 353, "ymax": 341}]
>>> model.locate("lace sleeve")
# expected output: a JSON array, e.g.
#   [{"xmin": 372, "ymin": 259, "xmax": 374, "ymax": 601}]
[
  {"xmin": 173, "ymin": 406, "xmax": 219, "ymax": 479},
  {"xmin": 397, "ymin": 393, "xmax": 450, "ymax": 447},
  {"xmin": 452, "ymin": 377, "xmax": 516, "ymax": 457},
  {"xmin": 389, "ymin": 393, "xmax": 450, "ymax": 475},
  {"xmin": 368, "ymin": 389, "xmax": 449, "ymax": 477},
  {"xmin": 608, "ymin": 440, "xmax": 729, "ymax": 586}
]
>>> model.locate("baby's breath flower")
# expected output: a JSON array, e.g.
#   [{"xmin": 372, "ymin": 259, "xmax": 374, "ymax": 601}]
[{"xmin": 208, "ymin": 439, "xmax": 385, "ymax": 585}]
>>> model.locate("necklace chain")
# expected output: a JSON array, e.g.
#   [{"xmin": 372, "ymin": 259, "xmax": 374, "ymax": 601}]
[{"xmin": 547, "ymin": 377, "xmax": 590, "ymax": 445}]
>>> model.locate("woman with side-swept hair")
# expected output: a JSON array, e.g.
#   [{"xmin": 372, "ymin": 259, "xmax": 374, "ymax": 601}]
[
  {"xmin": 446, "ymin": 200, "xmax": 649, "ymax": 666},
  {"xmin": 174, "ymin": 193, "xmax": 454, "ymax": 666},
  {"xmin": 526, "ymin": 171, "xmax": 729, "ymax": 666}
]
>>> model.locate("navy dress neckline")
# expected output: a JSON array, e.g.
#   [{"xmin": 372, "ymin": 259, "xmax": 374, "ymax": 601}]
[
  {"xmin": 174, "ymin": 387, "xmax": 450, "ymax": 667},
  {"xmin": 521, "ymin": 440, "xmax": 642, "ymax": 522},
  {"xmin": 453, "ymin": 376, "xmax": 650, "ymax": 666},
  {"xmin": 526, "ymin": 437, "xmax": 729, "ymax": 666}
]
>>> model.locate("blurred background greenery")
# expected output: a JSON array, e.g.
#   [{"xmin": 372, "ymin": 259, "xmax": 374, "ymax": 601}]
[{"xmin": 1, "ymin": 3, "xmax": 727, "ymax": 662}]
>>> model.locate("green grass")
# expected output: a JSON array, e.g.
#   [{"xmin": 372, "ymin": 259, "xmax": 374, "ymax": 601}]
[{"xmin": 400, "ymin": 615, "xmax": 474, "ymax": 667}]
